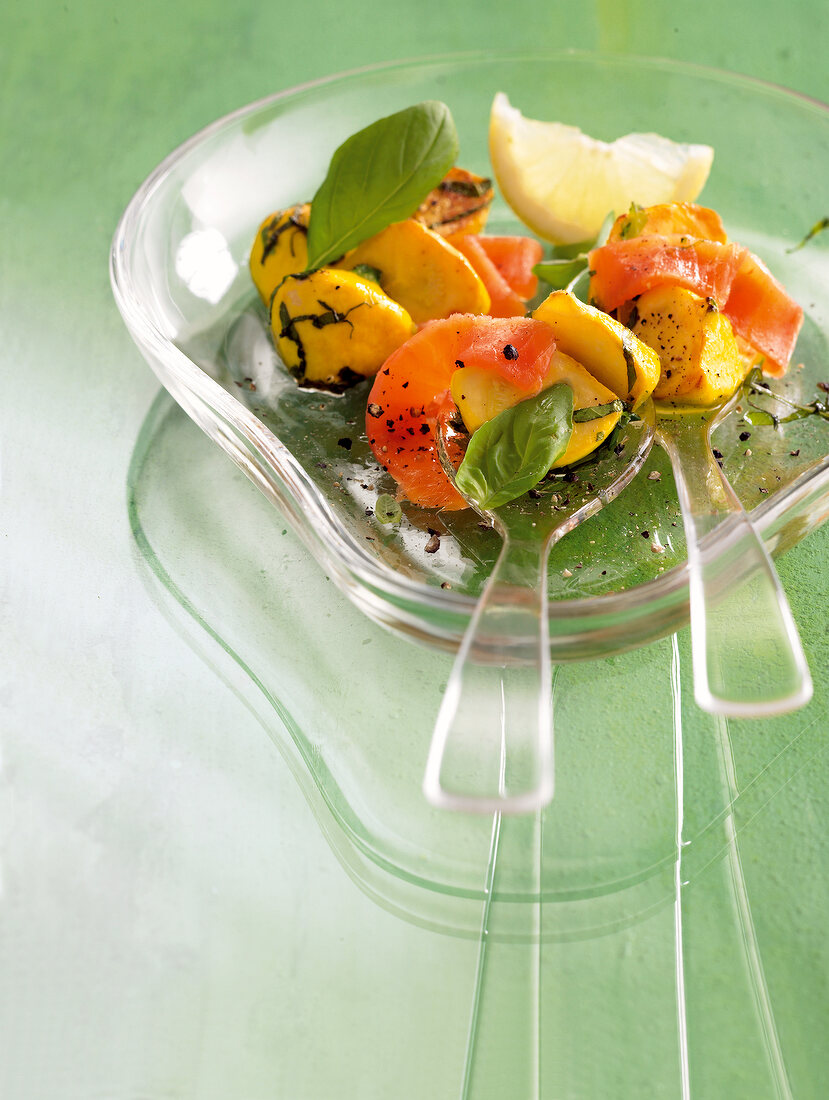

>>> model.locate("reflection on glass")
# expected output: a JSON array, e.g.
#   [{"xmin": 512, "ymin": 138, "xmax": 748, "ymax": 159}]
[{"xmin": 175, "ymin": 228, "xmax": 237, "ymax": 304}]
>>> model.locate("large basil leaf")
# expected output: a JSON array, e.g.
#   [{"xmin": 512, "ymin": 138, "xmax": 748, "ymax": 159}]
[
  {"xmin": 455, "ymin": 384, "xmax": 574, "ymax": 511},
  {"xmin": 306, "ymin": 101, "xmax": 458, "ymax": 269}
]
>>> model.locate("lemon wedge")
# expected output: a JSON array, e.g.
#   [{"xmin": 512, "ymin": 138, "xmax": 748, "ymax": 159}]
[{"xmin": 489, "ymin": 92, "xmax": 714, "ymax": 245}]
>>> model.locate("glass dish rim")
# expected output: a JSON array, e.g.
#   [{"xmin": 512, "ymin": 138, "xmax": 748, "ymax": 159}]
[{"xmin": 109, "ymin": 48, "xmax": 829, "ymax": 638}]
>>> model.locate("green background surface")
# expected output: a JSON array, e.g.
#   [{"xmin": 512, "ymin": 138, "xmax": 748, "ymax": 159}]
[{"xmin": 2, "ymin": 2, "xmax": 828, "ymax": 1098}]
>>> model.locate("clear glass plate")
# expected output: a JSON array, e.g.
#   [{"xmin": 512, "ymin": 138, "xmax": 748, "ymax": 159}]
[
  {"xmin": 110, "ymin": 51, "xmax": 829, "ymax": 662},
  {"xmin": 128, "ymin": 389, "xmax": 829, "ymax": 936}
]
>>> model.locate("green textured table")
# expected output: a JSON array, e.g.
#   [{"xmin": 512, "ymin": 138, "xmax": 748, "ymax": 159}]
[{"xmin": 3, "ymin": 3, "xmax": 828, "ymax": 1098}]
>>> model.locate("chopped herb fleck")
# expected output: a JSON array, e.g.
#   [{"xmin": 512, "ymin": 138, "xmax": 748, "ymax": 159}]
[
  {"xmin": 374, "ymin": 494, "xmax": 402, "ymax": 525},
  {"xmin": 622, "ymin": 342, "xmax": 637, "ymax": 393},
  {"xmin": 573, "ymin": 400, "xmax": 624, "ymax": 422},
  {"xmin": 787, "ymin": 216, "xmax": 829, "ymax": 252},
  {"xmin": 618, "ymin": 202, "xmax": 646, "ymax": 240}
]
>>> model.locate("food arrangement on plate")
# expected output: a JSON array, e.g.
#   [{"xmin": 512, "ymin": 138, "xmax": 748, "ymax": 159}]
[
  {"xmin": 112, "ymin": 54, "xmax": 829, "ymax": 666},
  {"xmin": 247, "ymin": 95, "xmax": 810, "ymax": 523}
]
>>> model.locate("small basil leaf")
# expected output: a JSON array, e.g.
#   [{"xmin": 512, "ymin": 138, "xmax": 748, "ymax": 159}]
[
  {"xmin": 548, "ymin": 240, "xmax": 591, "ymax": 261},
  {"xmin": 547, "ymin": 212, "xmax": 614, "ymax": 259},
  {"xmin": 533, "ymin": 256, "xmax": 588, "ymax": 290},
  {"xmin": 306, "ymin": 101, "xmax": 459, "ymax": 269},
  {"xmin": 533, "ymin": 211, "xmax": 616, "ymax": 288},
  {"xmin": 573, "ymin": 400, "xmax": 624, "ymax": 422},
  {"xmin": 455, "ymin": 384, "xmax": 574, "ymax": 511},
  {"xmin": 352, "ymin": 263, "xmax": 383, "ymax": 285}
]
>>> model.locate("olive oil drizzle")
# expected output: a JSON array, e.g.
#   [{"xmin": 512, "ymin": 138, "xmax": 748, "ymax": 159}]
[{"xmin": 742, "ymin": 368, "xmax": 829, "ymax": 427}]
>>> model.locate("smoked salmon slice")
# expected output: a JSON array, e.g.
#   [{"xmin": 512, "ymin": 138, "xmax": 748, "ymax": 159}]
[
  {"xmin": 366, "ymin": 315, "xmax": 557, "ymax": 509},
  {"xmin": 446, "ymin": 234, "xmax": 543, "ymax": 317},
  {"xmin": 588, "ymin": 238, "xmax": 747, "ymax": 313},
  {"xmin": 724, "ymin": 253, "xmax": 804, "ymax": 376}
]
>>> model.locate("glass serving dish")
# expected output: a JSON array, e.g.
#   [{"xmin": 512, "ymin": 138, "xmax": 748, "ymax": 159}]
[
  {"xmin": 111, "ymin": 51, "xmax": 829, "ymax": 663},
  {"xmin": 128, "ymin": 389, "xmax": 829, "ymax": 940}
]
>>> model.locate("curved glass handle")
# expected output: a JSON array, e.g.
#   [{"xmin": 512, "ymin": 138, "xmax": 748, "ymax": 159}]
[
  {"xmin": 657, "ymin": 418, "xmax": 812, "ymax": 716},
  {"xmin": 423, "ymin": 535, "xmax": 554, "ymax": 813}
]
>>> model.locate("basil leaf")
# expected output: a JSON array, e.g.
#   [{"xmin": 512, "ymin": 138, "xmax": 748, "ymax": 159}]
[
  {"xmin": 548, "ymin": 241, "xmax": 590, "ymax": 261},
  {"xmin": 573, "ymin": 400, "xmax": 624, "ymax": 422},
  {"xmin": 306, "ymin": 101, "xmax": 459, "ymax": 269},
  {"xmin": 352, "ymin": 263, "xmax": 383, "ymax": 285},
  {"xmin": 455, "ymin": 384, "xmax": 574, "ymax": 511},
  {"xmin": 533, "ymin": 256, "xmax": 589, "ymax": 290},
  {"xmin": 533, "ymin": 212, "xmax": 616, "ymax": 289},
  {"xmin": 546, "ymin": 213, "xmax": 614, "ymax": 259}
]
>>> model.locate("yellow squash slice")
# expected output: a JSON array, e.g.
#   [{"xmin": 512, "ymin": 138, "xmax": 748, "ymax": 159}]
[
  {"xmin": 628, "ymin": 284, "xmax": 751, "ymax": 406},
  {"xmin": 249, "ymin": 204, "xmax": 310, "ymax": 305},
  {"xmin": 532, "ymin": 290, "xmax": 661, "ymax": 407},
  {"xmin": 339, "ymin": 219, "xmax": 490, "ymax": 324},
  {"xmin": 451, "ymin": 349, "xmax": 623, "ymax": 467},
  {"xmin": 272, "ymin": 269, "xmax": 414, "ymax": 391}
]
